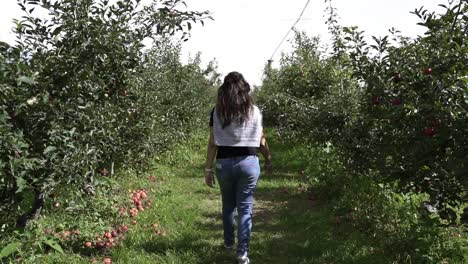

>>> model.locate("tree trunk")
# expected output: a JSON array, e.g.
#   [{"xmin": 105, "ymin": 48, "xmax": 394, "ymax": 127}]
[{"xmin": 16, "ymin": 189, "xmax": 44, "ymax": 228}]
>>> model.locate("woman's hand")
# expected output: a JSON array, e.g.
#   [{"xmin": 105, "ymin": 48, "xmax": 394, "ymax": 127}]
[
  {"xmin": 205, "ymin": 128, "xmax": 217, "ymax": 188},
  {"xmin": 205, "ymin": 169, "xmax": 215, "ymax": 188},
  {"xmin": 259, "ymin": 131, "xmax": 272, "ymax": 175}
]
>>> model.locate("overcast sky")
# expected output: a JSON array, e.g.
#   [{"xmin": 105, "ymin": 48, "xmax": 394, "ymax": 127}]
[{"xmin": 0, "ymin": 0, "xmax": 445, "ymax": 85}]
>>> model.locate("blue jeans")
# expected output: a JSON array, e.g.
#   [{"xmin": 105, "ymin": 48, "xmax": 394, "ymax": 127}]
[{"xmin": 215, "ymin": 155, "xmax": 260, "ymax": 257}]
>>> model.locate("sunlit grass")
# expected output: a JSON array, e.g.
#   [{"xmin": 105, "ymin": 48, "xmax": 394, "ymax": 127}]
[{"xmin": 14, "ymin": 129, "xmax": 466, "ymax": 264}]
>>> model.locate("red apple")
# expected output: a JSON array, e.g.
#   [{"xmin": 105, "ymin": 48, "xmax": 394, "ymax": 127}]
[
  {"xmin": 392, "ymin": 73, "xmax": 402, "ymax": 83},
  {"xmin": 111, "ymin": 230, "xmax": 118, "ymax": 237},
  {"xmin": 423, "ymin": 127, "xmax": 436, "ymax": 137},
  {"xmin": 120, "ymin": 225, "xmax": 129, "ymax": 232},
  {"xmin": 84, "ymin": 241, "xmax": 93, "ymax": 248},
  {"xmin": 63, "ymin": 230, "xmax": 71, "ymax": 237},
  {"xmin": 103, "ymin": 257, "xmax": 112, "ymax": 264},
  {"xmin": 44, "ymin": 228, "xmax": 52, "ymax": 235},
  {"xmin": 134, "ymin": 192, "xmax": 141, "ymax": 200},
  {"xmin": 371, "ymin": 95, "xmax": 381, "ymax": 105},
  {"xmin": 423, "ymin": 67, "xmax": 432, "ymax": 75},
  {"xmin": 96, "ymin": 241, "xmax": 105, "ymax": 249},
  {"xmin": 140, "ymin": 192, "xmax": 147, "ymax": 199},
  {"xmin": 104, "ymin": 232, "xmax": 112, "ymax": 239},
  {"xmin": 391, "ymin": 98, "xmax": 402, "ymax": 105}
]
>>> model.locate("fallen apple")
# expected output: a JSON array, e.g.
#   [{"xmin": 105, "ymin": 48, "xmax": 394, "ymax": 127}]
[
  {"xmin": 120, "ymin": 225, "xmax": 129, "ymax": 232},
  {"xmin": 104, "ymin": 232, "xmax": 112, "ymax": 239}
]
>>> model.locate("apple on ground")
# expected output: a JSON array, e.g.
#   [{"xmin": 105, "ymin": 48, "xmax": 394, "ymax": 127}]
[
  {"xmin": 96, "ymin": 241, "xmax": 105, "ymax": 249},
  {"xmin": 105, "ymin": 232, "xmax": 112, "ymax": 239},
  {"xmin": 120, "ymin": 225, "xmax": 129, "ymax": 232}
]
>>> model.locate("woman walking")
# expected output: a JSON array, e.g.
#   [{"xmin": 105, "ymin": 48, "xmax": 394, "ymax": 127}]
[{"xmin": 204, "ymin": 71, "xmax": 272, "ymax": 264}]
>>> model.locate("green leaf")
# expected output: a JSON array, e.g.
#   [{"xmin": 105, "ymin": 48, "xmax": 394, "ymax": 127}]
[
  {"xmin": 43, "ymin": 146, "xmax": 57, "ymax": 154},
  {"xmin": 43, "ymin": 240, "xmax": 64, "ymax": 254},
  {"xmin": 16, "ymin": 177, "xmax": 26, "ymax": 193},
  {"xmin": 17, "ymin": 76, "xmax": 36, "ymax": 85},
  {"xmin": 0, "ymin": 242, "xmax": 21, "ymax": 258}
]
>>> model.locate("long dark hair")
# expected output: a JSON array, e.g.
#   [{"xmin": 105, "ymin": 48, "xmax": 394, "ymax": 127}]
[{"xmin": 216, "ymin": 71, "xmax": 254, "ymax": 128}]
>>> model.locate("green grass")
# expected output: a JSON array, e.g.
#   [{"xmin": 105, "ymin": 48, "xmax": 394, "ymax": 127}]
[
  {"xmin": 6, "ymin": 129, "xmax": 466, "ymax": 263},
  {"xmin": 109, "ymin": 130, "xmax": 383, "ymax": 264}
]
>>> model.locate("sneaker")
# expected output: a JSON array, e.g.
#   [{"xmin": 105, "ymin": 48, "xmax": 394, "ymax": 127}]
[{"xmin": 237, "ymin": 253, "xmax": 250, "ymax": 264}]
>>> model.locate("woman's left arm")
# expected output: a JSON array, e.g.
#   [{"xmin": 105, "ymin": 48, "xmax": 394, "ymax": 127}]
[{"xmin": 204, "ymin": 128, "xmax": 217, "ymax": 187}]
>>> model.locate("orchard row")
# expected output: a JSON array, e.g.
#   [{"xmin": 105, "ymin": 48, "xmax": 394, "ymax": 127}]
[{"xmin": 258, "ymin": 0, "xmax": 467, "ymax": 223}]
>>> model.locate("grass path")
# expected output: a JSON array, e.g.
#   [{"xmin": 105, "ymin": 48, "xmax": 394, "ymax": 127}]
[
  {"xmin": 6, "ymin": 130, "xmax": 465, "ymax": 263},
  {"xmin": 109, "ymin": 131, "xmax": 392, "ymax": 264}
]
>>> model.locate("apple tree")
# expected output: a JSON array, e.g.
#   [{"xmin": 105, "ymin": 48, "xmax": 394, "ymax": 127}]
[{"xmin": 0, "ymin": 0, "xmax": 209, "ymax": 229}]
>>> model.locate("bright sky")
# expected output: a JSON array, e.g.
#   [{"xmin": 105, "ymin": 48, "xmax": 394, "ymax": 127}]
[{"xmin": 0, "ymin": 0, "xmax": 444, "ymax": 85}]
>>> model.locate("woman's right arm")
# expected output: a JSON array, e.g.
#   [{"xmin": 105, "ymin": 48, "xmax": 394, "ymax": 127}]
[
  {"xmin": 259, "ymin": 131, "xmax": 272, "ymax": 175},
  {"xmin": 204, "ymin": 128, "xmax": 217, "ymax": 187}
]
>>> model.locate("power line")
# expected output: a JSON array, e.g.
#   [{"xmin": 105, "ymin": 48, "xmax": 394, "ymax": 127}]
[
  {"xmin": 279, "ymin": 18, "xmax": 314, "ymax": 21},
  {"xmin": 260, "ymin": 0, "xmax": 311, "ymax": 84},
  {"xmin": 268, "ymin": 0, "xmax": 312, "ymax": 61}
]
